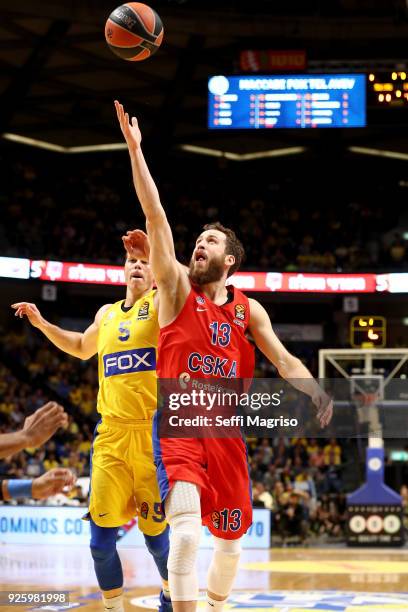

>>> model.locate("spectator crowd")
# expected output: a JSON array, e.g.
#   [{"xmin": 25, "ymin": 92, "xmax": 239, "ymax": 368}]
[
  {"xmin": 250, "ymin": 436, "xmax": 347, "ymax": 543},
  {"xmin": 1, "ymin": 150, "xmax": 405, "ymax": 272}
]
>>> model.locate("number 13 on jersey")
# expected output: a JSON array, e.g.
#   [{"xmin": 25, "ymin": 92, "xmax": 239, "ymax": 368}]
[{"xmin": 209, "ymin": 321, "xmax": 231, "ymax": 347}]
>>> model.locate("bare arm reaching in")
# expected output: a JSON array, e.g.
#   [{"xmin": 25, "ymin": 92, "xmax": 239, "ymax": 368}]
[
  {"xmin": 1, "ymin": 468, "xmax": 76, "ymax": 501},
  {"xmin": 115, "ymin": 100, "xmax": 189, "ymax": 325},
  {"xmin": 0, "ymin": 402, "xmax": 68, "ymax": 459},
  {"xmin": 11, "ymin": 302, "xmax": 110, "ymax": 360}
]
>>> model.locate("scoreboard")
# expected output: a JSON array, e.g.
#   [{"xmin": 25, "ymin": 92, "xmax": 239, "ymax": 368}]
[
  {"xmin": 350, "ymin": 315, "xmax": 386, "ymax": 348},
  {"xmin": 208, "ymin": 74, "xmax": 366, "ymax": 129}
]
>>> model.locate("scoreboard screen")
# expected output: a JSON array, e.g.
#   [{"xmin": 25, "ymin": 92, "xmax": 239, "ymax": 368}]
[{"xmin": 208, "ymin": 74, "xmax": 366, "ymax": 129}]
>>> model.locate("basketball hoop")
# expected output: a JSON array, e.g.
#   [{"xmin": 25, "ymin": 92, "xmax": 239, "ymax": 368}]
[{"xmin": 353, "ymin": 392, "xmax": 379, "ymax": 408}]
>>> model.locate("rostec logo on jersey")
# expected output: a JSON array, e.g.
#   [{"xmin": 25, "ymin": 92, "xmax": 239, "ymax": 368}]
[{"xmin": 103, "ymin": 348, "xmax": 156, "ymax": 377}]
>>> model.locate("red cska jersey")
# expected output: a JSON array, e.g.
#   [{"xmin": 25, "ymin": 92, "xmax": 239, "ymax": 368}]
[
  {"xmin": 154, "ymin": 282, "xmax": 255, "ymax": 539},
  {"xmin": 157, "ymin": 283, "xmax": 255, "ymax": 381}
]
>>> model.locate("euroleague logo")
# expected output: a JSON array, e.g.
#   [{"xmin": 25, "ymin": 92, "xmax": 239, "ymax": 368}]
[
  {"xmin": 140, "ymin": 502, "xmax": 149, "ymax": 520},
  {"xmin": 130, "ymin": 590, "xmax": 408, "ymax": 610},
  {"xmin": 235, "ymin": 304, "xmax": 245, "ymax": 320},
  {"xmin": 211, "ymin": 511, "xmax": 220, "ymax": 529}
]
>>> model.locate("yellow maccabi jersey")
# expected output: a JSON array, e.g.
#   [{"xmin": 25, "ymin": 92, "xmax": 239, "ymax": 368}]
[{"xmin": 97, "ymin": 289, "xmax": 158, "ymax": 421}]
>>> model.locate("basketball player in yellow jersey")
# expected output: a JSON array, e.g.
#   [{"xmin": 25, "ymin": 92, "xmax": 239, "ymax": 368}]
[{"xmin": 12, "ymin": 248, "xmax": 172, "ymax": 612}]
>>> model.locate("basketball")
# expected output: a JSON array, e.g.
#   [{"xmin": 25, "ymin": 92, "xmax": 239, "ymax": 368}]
[{"xmin": 105, "ymin": 2, "xmax": 164, "ymax": 61}]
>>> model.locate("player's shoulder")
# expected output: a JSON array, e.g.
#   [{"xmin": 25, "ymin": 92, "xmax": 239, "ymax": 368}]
[
  {"xmin": 248, "ymin": 297, "xmax": 260, "ymax": 309},
  {"xmin": 247, "ymin": 297, "xmax": 267, "ymax": 322},
  {"xmin": 94, "ymin": 302, "xmax": 115, "ymax": 325}
]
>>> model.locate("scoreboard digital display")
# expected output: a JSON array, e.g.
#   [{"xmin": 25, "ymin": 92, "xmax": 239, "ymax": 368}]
[
  {"xmin": 350, "ymin": 315, "xmax": 386, "ymax": 348},
  {"xmin": 208, "ymin": 74, "xmax": 366, "ymax": 129}
]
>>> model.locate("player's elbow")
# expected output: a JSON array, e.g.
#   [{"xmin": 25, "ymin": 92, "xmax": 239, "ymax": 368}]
[
  {"xmin": 277, "ymin": 355, "xmax": 303, "ymax": 380},
  {"xmin": 146, "ymin": 208, "xmax": 166, "ymax": 227},
  {"xmin": 76, "ymin": 339, "xmax": 96, "ymax": 361},
  {"xmin": 77, "ymin": 346, "xmax": 96, "ymax": 360}
]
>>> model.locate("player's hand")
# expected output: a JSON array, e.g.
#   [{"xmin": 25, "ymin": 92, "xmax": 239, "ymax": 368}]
[
  {"xmin": 114, "ymin": 100, "xmax": 142, "ymax": 150},
  {"xmin": 32, "ymin": 468, "xmax": 76, "ymax": 499},
  {"xmin": 311, "ymin": 391, "xmax": 333, "ymax": 428},
  {"xmin": 22, "ymin": 402, "xmax": 68, "ymax": 448},
  {"xmin": 11, "ymin": 302, "xmax": 44, "ymax": 328},
  {"xmin": 122, "ymin": 229, "xmax": 150, "ymax": 260}
]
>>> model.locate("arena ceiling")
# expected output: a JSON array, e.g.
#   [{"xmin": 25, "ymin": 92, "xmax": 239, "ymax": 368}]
[{"xmin": 0, "ymin": 0, "xmax": 407, "ymax": 156}]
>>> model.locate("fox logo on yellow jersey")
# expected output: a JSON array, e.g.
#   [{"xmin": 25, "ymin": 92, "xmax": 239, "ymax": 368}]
[{"xmin": 103, "ymin": 348, "xmax": 155, "ymax": 377}]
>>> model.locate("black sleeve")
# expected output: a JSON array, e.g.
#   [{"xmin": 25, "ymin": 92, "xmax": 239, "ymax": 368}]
[{"xmin": 0, "ymin": 480, "xmax": 3, "ymax": 501}]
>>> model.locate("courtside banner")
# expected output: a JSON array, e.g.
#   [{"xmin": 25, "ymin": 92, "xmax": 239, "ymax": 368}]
[
  {"xmin": 0, "ymin": 506, "xmax": 270, "ymax": 549},
  {"xmin": 0, "ymin": 506, "xmax": 91, "ymax": 545},
  {"xmin": 2, "ymin": 256, "xmax": 408, "ymax": 292}
]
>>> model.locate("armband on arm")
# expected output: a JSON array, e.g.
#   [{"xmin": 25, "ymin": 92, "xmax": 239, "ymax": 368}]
[{"xmin": 4, "ymin": 479, "xmax": 33, "ymax": 500}]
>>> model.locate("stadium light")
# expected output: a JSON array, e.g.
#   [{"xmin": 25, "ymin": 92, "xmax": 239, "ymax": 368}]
[
  {"xmin": 349, "ymin": 146, "xmax": 408, "ymax": 161},
  {"xmin": 179, "ymin": 145, "xmax": 306, "ymax": 160},
  {"xmin": 2, "ymin": 133, "xmax": 128, "ymax": 153}
]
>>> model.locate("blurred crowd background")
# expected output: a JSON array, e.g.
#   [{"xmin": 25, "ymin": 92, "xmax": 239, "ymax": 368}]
[{"xmin": 2, "ymin": 149, "xmax": 407, "ymax": 272}]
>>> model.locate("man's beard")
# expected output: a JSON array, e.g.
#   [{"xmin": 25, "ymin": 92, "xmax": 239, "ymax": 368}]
[{"xmin": 189, "ymin": 255, "xmax": 225, "ymax": 285}]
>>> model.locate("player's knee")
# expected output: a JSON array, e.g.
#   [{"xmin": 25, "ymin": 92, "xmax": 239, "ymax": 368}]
[
  {"xmin": 165, "ymin": 480, "xmax": 201, "ymax": 519},
  {"xmin": 143, "ymin": 527, "xmax": 170, "ymax": 581},
  {"xmin": 167, "ymin": 513, "xmax": 201, "ymax": 575},
  {"xmin": 165, "ymin": 482, "xmax": 201, "ymax": 578},
  {"xmin": 90, "ymin": 544, "xmax": 116, "ymax": 563},
  {"xmin": 213, "ymin": 534, "xmax": 241, "ymax": 557},
  {"xmin": 89, "ymin": 520, "xmax": 118, "ymax": 551},
  {"xmin": 89, "ymin": 521, "xmax": 118, "ymax": 567},
  {"xmin": 143, "ymin": 525, "xmax": 169, "ymax": 556}
]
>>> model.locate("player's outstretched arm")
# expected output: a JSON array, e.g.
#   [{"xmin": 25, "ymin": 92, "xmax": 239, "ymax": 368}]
[
  {"xmin": 115, "ymin": 101, "xmax": 183, "ymax": 290},
  {"xmin": 0, "ymin": 402, "xmax": 68, "ymax": 459},
  {"xmin": 248, "ymin": 298, "xmax": 333, "ymax": 427},
  {"xmin": 2, "ymin": 468, "xmax": 76, "ymax": 501},
  {"xmin": 11, "ymin": 302, "xmax": 110, "ymax": 360}
]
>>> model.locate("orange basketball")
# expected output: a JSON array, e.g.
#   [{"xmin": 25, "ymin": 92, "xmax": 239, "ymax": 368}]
[{"xmin": 105, "ymin": 3, "xmax": 164, "ymax": 61}]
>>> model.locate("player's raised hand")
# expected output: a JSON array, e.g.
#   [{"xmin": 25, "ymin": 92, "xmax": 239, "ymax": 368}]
[
  {"xmin": 312, "ymin": 391, "xmax": 333, "ymax": 428},
  {"xmin": 122, "ymin": 229, "xmax": 150, "ymax": 260},
  {"xmin": 22, "ymin": 402, "xmax": 68, "ymax": 448},
  {"xmin": 114, "ymin": 100, "xmax": 142, "ymax": 150},
  {"xmin": 11, "ymin": 302, "xmax": 44, "ymax": 328},
  {"xmin": 32, "ymin": 468, "xmax": 76, "ymax": 499}
]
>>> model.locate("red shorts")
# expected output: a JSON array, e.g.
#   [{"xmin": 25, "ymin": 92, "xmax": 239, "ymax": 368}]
[{"xmin": 153, "ymin": 426, "xmax": 252, "ymax": 539}]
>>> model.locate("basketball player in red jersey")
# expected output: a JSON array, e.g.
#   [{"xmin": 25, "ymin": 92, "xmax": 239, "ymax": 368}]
[{"xmin": 115, "ymin": 101, "xmax": 333, "ymax": 612}]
